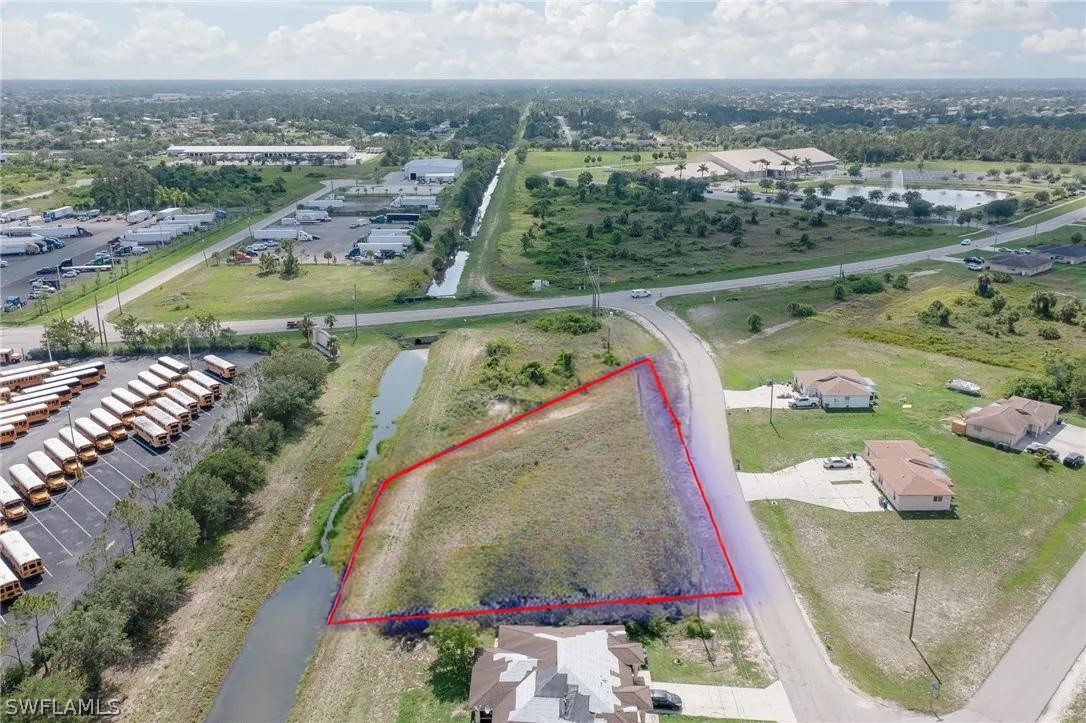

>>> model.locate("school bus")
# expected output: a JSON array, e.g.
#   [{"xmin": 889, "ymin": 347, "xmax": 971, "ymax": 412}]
[
  {"xmin": 132, "ymin": 416, "xmax": 169, "ymax": 449},
  {"xmin": 58, "ymin": 427, "xmax": 98, "ymax": 464},
  {"xmin": 28, "ymin": 450, "xmax": 68, "ymax": 491},
  {"xmin": 50, "ymin": 360, "xmax": 106, "ymax": 383},
  {"xmin": 141, "ymin": 406, "xmax": 182, "ymax": 436},
  {"xmin": 0, "ymin": 424, "xmax": 16, "ymax": 446},
  {"xmin": 0, "ymin": 561, "xmax": 23, "ymax": 603},
  {"xmin": 112, "ymin": 387, "xmax": 147, "ymax": 409},
  {"xmin": 0, "ymin": 531, "xmax": 45, "ymax": 579},
  {"xmin": 42, "ymin": 437, "xmax": 82, "ymax": 477},
  {"xmin": 100, "ymin": 396, "xmax": 136, "ymax": 427},
  {"xmin": 186, "ymin": 369, "xmax": 222, "ymax": 398},
  {"xmin": 0, "ymin": 386, "xmax": 9, "ymax": 402},
  {"xmin": 163, "ymin": 386, "xmax": 200, "ymax": 416},
  {"xmin": 0, "ymin": 402, "xmax": 49, "ymax": 424},
  {"xmin": 148, "ymin": 364, "xmax": 182, "ymax": 386},
  {"xmin": 2, "ymin": 392, "xmax": 61, "ymax": 414},
  {"xmin": 153, "ymin": 397, "xmax": 191, "ymax": 427},
  {"xmin": 203, "ymin": 354, "xmax": 237, "ymax": 380},
  {"xmin": 75, "ymin": 417, "xmax": 114, "ymax": 452},
  {"xmin": 8, "ymin": 464, "xmax": 50, "ymax": 507},
  {"xmin": 10, "ymin": 380, "xmax": 77, "ymax": 404},
  {"xmin": 158, "ymin": 355, "xmax": 190, "ymax": 375},
  {"xmin": 39, "ymin": 374, "xmax": 84, "ymax": 394},
  {"xmin": 178, "ymin": 379, "xmax": 215, "ymax": 408},
  {"xmin": 0, "ymin": 478, "xmax": 28, "ymax": 521},
  {"xmin": 0, "ymin": 368, "xmax": 51, "ymax": 392},
  {"xmin": 127, "ymin": 378, "xmax": 161, "ymax": 402},
  {"xmin": 90, "ymin": 408, "xmax": 129, "ymax": 440},
  {"xmin": 6, "ymin": 361, "xmax": 59, "ymax": 374},
  {"xmin": 0, "ymin": 414, "xmax": 29, "ymax": 436},
  {"xmin": 0, "ymin": 349, "xmax": 24, "ymax": 365}
]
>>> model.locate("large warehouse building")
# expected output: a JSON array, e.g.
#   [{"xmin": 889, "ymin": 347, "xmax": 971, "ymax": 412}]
[
  {"xmin": 656, "ymin": 146, "xmax": 839, "ymax": 180},
  {"xmin": 403, "ymin": 158, "xmax": 463, "ymax": 183},
  {"xmin": 166, "ymin": 145, "xmax": 356, "ymax": 163}
]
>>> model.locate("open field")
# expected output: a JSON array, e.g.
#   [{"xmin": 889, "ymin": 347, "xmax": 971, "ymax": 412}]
[
  {"xmin": 671, "ymin": 278, "xmax": 1086, "ymax": 711},
  {"xmin": 642, "ymin": 613, "xmax": 773, "ymax": 688},
  {"xmin": 873, "ymin": 160, "xmax": 1086, "ymax": 175},
  {"xmin": 106, "ymin": 335, "xmax": 398, "ymax": 722},
  {"xmin": 0, "ymin": 162, "xmax": 94, "ymax": 204},
  {"xmin": 486, "ymin": 151, "xmax": 964, "ymax": 294},
  {"xmin": 1007, "ymin": 196, "xmax": 1086, "ymax": 227}
]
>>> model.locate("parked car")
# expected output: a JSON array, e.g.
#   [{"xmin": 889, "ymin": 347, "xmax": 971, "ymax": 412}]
[
  {"xmin": 350, "ymin": 222, "xmax": 363, "ymax": 228},
  {"xmin": 308, "ymin": 234, "xmax": 321, "ymax": 241},
  {"xmin": 61, "ymin": 270, "xmax": 79, "ymax": 278},
  {"xmin": 788, "ymin": 396, "xmax": 819, "ymax": 409},
  {"xmin": 959, "ymin": 239, "xmax": 971, "ymax": 245},
  {"xmin": 965, "ymin": 263, "xmax": 984, "ymax": 271},
  {"xmin": 630, "ymin": 288, "xmax": 651, "ymax": 298},
  {"xmin": 650, "ymin": 689, "xmax": 683, "ymax": 715},
  {"xmin": 35, "ymin": 266, "xmax": 56, "ymax": 275},
  {"xmin": 1062, "ymin": 452, "xmax": 1084, "ymax": 469},
  {"xmin": 1024, "ymin": 442, "xmax": 1059, "ymax": 460},
  {"xmin": 0, "ymin": 260, "xmax": 7, "ymax": 268},
  {"xmin": 823, "ymin": 457, "xmax": 854, "ymax": 469}
]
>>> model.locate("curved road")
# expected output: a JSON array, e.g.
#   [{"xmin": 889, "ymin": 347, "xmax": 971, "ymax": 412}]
[{"xmin": 3, "ymin": 194, "xmax": 1084, "ymax": 722}]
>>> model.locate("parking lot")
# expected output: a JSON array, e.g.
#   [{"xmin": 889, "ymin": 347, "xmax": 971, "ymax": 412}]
[
  {"xmin": 0, "ymin": 352, "xmax": 260, "ymax": 645},
  {"xmin": 249, "ymin": 215, "xmax": 416, "ymax": 262},
  {"xmin": 0, "ymin": 215, "xmax": 157, "ymax": 298},
  {"xmin": 342, "ymin": 170, "xmax": 445, "ymax": 197}
]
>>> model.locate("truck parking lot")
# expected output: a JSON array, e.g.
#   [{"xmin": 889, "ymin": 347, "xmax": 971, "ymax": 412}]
[
  {"xmin": 244, "ymin": 215, "xmax": 416, "ymax": 263},
  {"xmin": 0, "ymin": 352, "xmax": 260, "ymax": 649}
]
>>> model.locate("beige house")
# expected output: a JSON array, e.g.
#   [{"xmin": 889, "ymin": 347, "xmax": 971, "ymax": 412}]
[
  {"xmin": 964, "ymin": 396, "xmax": 1062, "ymax": 447},
  {"xmin": 864, "ymin": 440, "xmax": 954, "ymax": 512},
  {"xmin": 469, "ymin": 625, "xmax": 651, "ymax": 723},
  {"xmin": 793, "ymin": 369, "xmax": 876, "ymax": 409}
]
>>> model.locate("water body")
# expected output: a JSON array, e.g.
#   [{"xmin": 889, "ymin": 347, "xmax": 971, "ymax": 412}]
[
  {"xmin": 426, "ymin": 249, "xmax": 469, "ymax": 297},
  {"xmin": 825, "ymin": 184, "xmax": 1008, "ymax": 210},
  {"xmin": 469, "ymin": 155, "xmax": 506, "ymax": 239},
  {"xmin": 206, "ymin": 348, "xmax": 429, "ymax": 723}
]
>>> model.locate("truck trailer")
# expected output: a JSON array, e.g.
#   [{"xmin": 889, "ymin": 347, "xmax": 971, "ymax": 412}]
[
  {"xmin": 370, "ymin": 213, "xmax": 420, "ymax": 224},
  {"xmin": 298, "ymin": 197, "xmax": 344, "ymax": 210},
  {"xmin": 0, "ymin": 208, "xmax": 32, "ymax": 224},
  {"xmin": 167, "ymin": 213, "xmax": 215, "ymax": 225},
  {"xmin": 42, "ymin": 206, "xmax": 74, "ymax": 222},
  {"xmin": 0, "ymin": 239, "xmax": 42, "ymax": 256},
  {"xmin": 122, "ymin": 230, "xmax": 179, "ymax": 246},
  {"xmin": 294, "ymin": 210, "xmax": 330, "ymax": 224},
  {"xmin": 252, "ymin": 228, "xmax": 314, "ymax": 242},
  {"xmin": 126, "ymin": 210, "xmax": 151, "ymax": 225},
  {"xmin": 155, "ymin": 207, "xmax": 182, "ymax": 220}
]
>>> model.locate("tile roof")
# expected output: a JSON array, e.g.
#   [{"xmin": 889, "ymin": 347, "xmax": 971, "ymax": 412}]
[
  {"xmin": 865, "ymin": 440, "xmax": 954, "ymax": 497},
  {"xmin": 794, "ymin": 369, "xmax": 874, "ymax": 397},
  {"xmin": 965, "ymin": 396, "xmax": 1061, "ymax": 435}
]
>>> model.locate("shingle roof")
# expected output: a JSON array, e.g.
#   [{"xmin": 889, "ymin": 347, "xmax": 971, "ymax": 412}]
[
  {"xmin": 1035, "ymin": 244, "xmax": 1086, "ymax": 258},
  {"xmin": 965, "ymin": 396, "xmax": 1061, "ymax": 435},
  {"xmin": 794, "ymin": 369, "xmax": 874, "ymax": 397},
  {"xmin": 989, "ymin": 253, "xmax": 1053, "ymax": 269},
  {"xmin": 865, "ymin": 440, "xmax": 954, "ymax": 497}
]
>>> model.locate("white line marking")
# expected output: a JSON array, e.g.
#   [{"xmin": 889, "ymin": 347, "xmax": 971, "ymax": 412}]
[
  {"xmin": 112, "ymin": 445, "xmax": 152, "ymax": 474},
  {"xmin": 98, "ymin": 458, "xmax": 135, "ymax": 488},
  {"xmin": 52, "ymin": 496, "xmax": 95, "ymax": 536},
  {"xmin": 25, "ymin": 509, "xmax": 73, "ymax": 557},
  {"xmin": 85, "ymin": 470, "xmax": 122, "ymax": 502},
  {"xmin": 68, "ymin": 482, "xmax": 108, "ymax": 518}
]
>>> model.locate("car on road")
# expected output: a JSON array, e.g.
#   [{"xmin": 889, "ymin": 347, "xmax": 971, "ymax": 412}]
[
  {"xmin": 308, "ymin": 234, "xmax": 321, "ymax": 241},
  {"xmin": 788, "ymin": 396, "xmax": 819, "ymax": 409},
  {"xmin": 823, "ymin": 457, "xmax": 854, "ymax": 469},
  {"xmin": 650, "ymin": 689, "xmax": 683, "ymax": 715},
  {"xmin": 1024, "ymin": 442, "xmax": 1059, "ymax": 460},
  {"xmin": 960, "ymin": 239, "xmax": 971, "ymax": 245},
  {"xmin": 35, "ymin": 266, "xmax": 56, "ymax": 275},
  {"xmin": 0, "ymin": 260, "xmax": 7, "ymax": 268},
  {"xmin": 965, "ymin": 263, "xmax": 984, "ymax": 271},
  {"xmin": 61, "ymin": 270, "xmax": 79, "ymax": 278},
  {"xmin": 963, "ymin": 256, "xmax": 984, "ymax": 264},
  {"xmin": 349, "ymin": 222, "xmax": 363, "ymax": 228},
  {"xmin": 1062, "ymin": 452, "xmax": 1084, "ymax": 469},
  {"xmin": 286, "ymin": 320, "xmax": 299, "ymax": 329},
  {"xmin": 630, "ymin": 288, "xmax": 651, "ymax": 298}
]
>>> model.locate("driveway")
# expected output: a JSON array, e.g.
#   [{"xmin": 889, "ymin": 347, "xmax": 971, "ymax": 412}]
[
  {"xmin": 738, "ymin": 458, "xmax": 885, "ymax": 512},
  {"xmin": 1026, "ymin": 422, "xmax": 1086, "ymax": 460},
  {"xmin": 656, "ymin": 681, "xmax": 796, "ymax": 722},
  {"xmin": 724, "ymin": 383, "xmax": 794, "ymax": 410}
]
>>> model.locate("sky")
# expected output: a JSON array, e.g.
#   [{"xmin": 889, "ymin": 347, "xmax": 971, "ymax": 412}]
[{"xmin": 1, "ymin": 1, "xmax": 1084, "ymax": 80}]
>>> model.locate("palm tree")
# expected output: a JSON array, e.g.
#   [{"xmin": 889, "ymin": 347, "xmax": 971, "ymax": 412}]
[
  {"xmin": 801, "ymin": 156, "xmax": 812, "ymax": 175},
  {"xmin": 674, "ymin": 162, "xmax": 687, "ymax": 179},
  {"xmin": 697, "ymin": 163, "xmax": 709, "ymax": 178},
  {"xmin": 324, "ymin": 313, "xmax": 336, "ymax": 329},
  {"xmin": 299, "ymin": 313, "xmax": 315, "ymax": 343},
  {"xmin": 868, "ymin": 189, "xmax": 884, "ymax": 203},
  {"xmin": 886, "ymin": 192, "xmax": 903, "ymax": 205},
  {"xmin": 755, "ymin": 158, "xmax": 771, "ymax": 178},
  {"xmin": 780, "ymin": 159, "xmax": 792, "ymax": 178},
  {"xmin": 326, "ymin": 335, "xmax": 341, "ymax": 359}
]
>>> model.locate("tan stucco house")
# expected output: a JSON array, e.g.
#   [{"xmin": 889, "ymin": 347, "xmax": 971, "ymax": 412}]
[
  {"xmin": 864, "ymin": 440, "xmax": 954, "ymax": 512},
  {"xmin": 964, "ymin": 396, "xmax": 1061, "ymax": 448},
  {"xmin": 793, "ymin": 369, "xmax": 876, "ymax": 409}
]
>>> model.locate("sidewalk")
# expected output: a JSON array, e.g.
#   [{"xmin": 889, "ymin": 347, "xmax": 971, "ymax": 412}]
[{"xmin": 656, "ymin": 680, "xmax": 797, "ymax": 722}]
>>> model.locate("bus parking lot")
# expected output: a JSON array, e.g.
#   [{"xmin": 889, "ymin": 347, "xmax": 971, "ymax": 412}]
[{"xmin": 0, "ymin": 352, "xmax": 260, "ymax": 641}]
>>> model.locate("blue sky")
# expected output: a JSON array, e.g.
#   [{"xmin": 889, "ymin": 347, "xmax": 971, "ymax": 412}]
[{"xmin": 3, "ymin": 1, "xmax": 1084, "ymax": 79}]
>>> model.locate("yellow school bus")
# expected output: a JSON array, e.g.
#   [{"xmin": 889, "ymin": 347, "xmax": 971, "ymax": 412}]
[
  {"xmin": 28, "ymin": 450, "xmax": 69, "ymax": 492},
  {"xmin": 132, "ymin": 416, "xmax": 169, "ymax": 449},
  {"xmin": 0, "ymin": 531, "xmax": 45, "ymax": 578},
  {"xmin": 75, "ymin": 417, "xmax": 114, "ymax": 452},
  {"xmin": 8, "ymin": 464, "xmax": 50, "ymax": 507},
  {"xmin": 58, "ymin": 427, "xmax": 98, "ymax": 464},
  {"xmin": 0, "ymin": 477, "xmax": 28, "ymax": 521},
  {"xmin": 90, "ymin": 408, "xmax": 129, "ymax": 441}
]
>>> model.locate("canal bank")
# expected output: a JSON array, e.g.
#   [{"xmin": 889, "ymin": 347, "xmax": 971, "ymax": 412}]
[{"xmin": 206, "ymin": 348, "xmax": 430, "ymax": 723}]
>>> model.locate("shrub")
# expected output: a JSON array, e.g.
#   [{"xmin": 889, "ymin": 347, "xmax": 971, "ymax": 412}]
[
  {"xmin": 747, "ymin": 313, "xmax": 763, "ymax": 333},
  {"xmin": 430, "ymin": 623, "xmax": 481, "ymax": 700},
  {"xmin": 532, "ymin": 312, "xmax": 602, "ymax": 335},
  {"xmin": 892, "ymin": 274, "xmax": 909, "ymax": 290},
  {"xmin": 194, "ymin": 448, "xmax": 267, "ymax": 495},
  {"xmin": 849, "ymin": 276, "xmax": 885, "ymax": 294},
  {"xmin": 87, "ymin": 553, "xmax": 183, "ymax": 644},
  {"xmin": 226, "ymin": 420, "xmax": 284, "ymax": 456},
  {"xmin": 682, "ymin": 614, "xmax": 713, "ymax": 640},
  {"xmin": 140, "ymin": 504, "xmax": 200, "ymax": 567},
  {"xmin": 172, "ymin": 472, "xmax": 238, "ymax": 540},
  {"xmin": 787, "ymin": 302, "xmax": 816, "ymax": 318},
  {"xmin": 1038, "ymin": 325, "xmax": 1062, "ymax": 340},
  {"xmin": 832, "ymin": 283, "xmax": 846, "ymax": 301}
]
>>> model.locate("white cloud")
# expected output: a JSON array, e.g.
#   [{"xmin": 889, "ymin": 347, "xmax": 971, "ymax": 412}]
[
  {"xmin": 1, "ymin": 11, "xmax": 102, "ymax": 77},
  {"xmin": 948, "ymin": 1, "xmax": 1056, "ymax": 30},
  {"xmin": 105, "ymin": 8, "xmax": 240, "ymax": 73},
  {"xmin": 1021, "ymin": 26, "xmax": 1086, "ymax": 62}
]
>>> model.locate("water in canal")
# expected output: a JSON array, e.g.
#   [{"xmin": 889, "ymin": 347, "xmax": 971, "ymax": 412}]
[
  {"xmin": 426, "ymin": 249, "xmax": 469, "ymax": 298},
  {"xmin": 206, "ymin": 348, "xmax": 429, "ymax": 723}
]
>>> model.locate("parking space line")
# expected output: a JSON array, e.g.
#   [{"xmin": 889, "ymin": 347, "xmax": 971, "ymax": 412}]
[
  {"xmin": 83, "ymin": 470, "xmax": 122, "ymax": 502},
  {"xmin": 25, "ymin": 509, "xmax": 73, "ymax": 559},
  {"xmin": 52, "ymin": 497, "xmax": 95, "ymax": 537},
  {"xmin": 112, "ymin": 445, "xmax": 152, "ymax": 475},
  {"xmin": 97, "ymin": 458, "xmax": 136, "ymax": 488},
  {"xmin": 67, "ymin": 484, "xmax": 108, "ymax": 519}
]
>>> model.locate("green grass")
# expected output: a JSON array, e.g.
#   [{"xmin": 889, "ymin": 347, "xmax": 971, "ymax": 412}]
[
  {"xmin": 0, "ymin": 163, "xmax": 94, "ymax": 204},
  {"xmin": 644, "ymin": 616, "xmax": 771, "ymax": 688},
  {"xmin": 395, "ymin": 688, "xmax": 469, "ymax": 723},
  {"xmin": 873, "ymin": 160, "xmax": 1086, "ymax": 175},
  {"xmin": 1014, "ymin": 223, "xmax": 1086, "ymax": 249},
  {"xmin": 1006, "ymin": 196, "xmax": 1086, "ymax": 227}
]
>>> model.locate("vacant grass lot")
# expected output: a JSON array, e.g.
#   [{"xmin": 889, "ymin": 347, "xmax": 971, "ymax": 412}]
[
  {"xmin": 673, "ymin": 278, "xmax": 1086, "ymax": 712},
  {"xmin": 643, "ymin": 614, "xmax": 772, "ymax": 688},
  {"xmin": 874, "ymin": 160, "xmax": 1086, "ymax": 175},
  {"xmin": 1007, "ymin": 196, "xmax": 1086, "ymax": 227},
  {"xmin": 487, "ymin": 152, "xmax": 963, "ymax": 294},
  {"xmin": 107, "ymin": 335, "xmax": 398, "ymax": 723}
]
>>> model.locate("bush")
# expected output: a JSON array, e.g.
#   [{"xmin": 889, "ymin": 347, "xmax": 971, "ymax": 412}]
[
  {"xmin": 86, "ymin": 553, "xmax": 183, "ymax": 644},
  {"xmin": 532, "ymin": 312, "xmax": 602, "ymax": 335},
  {"xmin": 786, "ymin": 302, "xmax": 815, "ymax": 318},
  {"xmin": 1038, "ymin": 325, "xmax": 1062, "ymax": 340},
  {"xmin": 832, "ymin": 283, "xmax": 846, "ymax": 301},
  {"xmin": 254, "ymin": 376, "xmax": 318, "ymax": 428},
  {"xmin": 848, "ymin": 276, "xmax": 885, "ymax": 294},
  {"xmin": 429, "ymin": 623, "xmax": 481, "ymax": 700},
  {"xmin": 225, "ymin": 420, "xmax": 284, "ymax": 456},
  {"xmin": 172, "ymin": 472, "xmax": 238, "ymax": 540},
  {"xmin": 140, "ymin": 504, "xmax": 200, "ymax": 567},
  {"xmin": 892, "ymin": 274, "xmax": 909, "ymax": 290},
  {"xmin": 195, "ymin": 448, "xmax": 267, "ymax": 496},
  {"xmin": 746, "ymin": 313, "xmax": 763, "ymax": 333},
  {"xmin": 682, "ymin": 614, "xmax": 713, "ymax": 640}
]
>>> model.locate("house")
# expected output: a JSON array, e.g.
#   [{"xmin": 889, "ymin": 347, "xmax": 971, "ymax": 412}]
[
  {"xmin": 1034, "ymin": 244, "xmax": 1086, "ymax": 265},
  {"xmin": 864, "ymin": 440, "xmax": 954, "ymax": 512},
  {"xmin": 792, "ymin": 369, "xmax": 876, "ymax": 409},
  {"xmin": 469, "ymin": 625, "xmax": 652, "ymax": 723},
  {"xmin": 986, "ymin": 253, "xmax": 1054, "ymax": 277},
  {"xmin": 403, "ymin": 158, "xmax": 463, "ymax": 183},
  {"xmin": 963, "ymin": 396, "xmax": 1061, "ymax": 447}
]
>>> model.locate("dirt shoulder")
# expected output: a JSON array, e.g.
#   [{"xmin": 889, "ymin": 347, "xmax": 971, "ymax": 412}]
[{"xmin": 106, "ymin": 336, "xmax": 398, "ymax": 722}]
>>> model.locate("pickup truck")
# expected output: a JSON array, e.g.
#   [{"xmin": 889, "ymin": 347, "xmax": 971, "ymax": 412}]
[{"xmin": 788, "ymin": 396, "xmax": 820, "ymax": 409}]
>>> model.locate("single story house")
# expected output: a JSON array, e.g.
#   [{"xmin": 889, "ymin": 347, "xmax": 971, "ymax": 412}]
[
  {"xmin": 403, "ymin": 158, "xmax": 463, "ymax": 183},
  {"xmin": 963, "ymin": 395, "xmax": 1061, "ymax": 447},
  {"xmin": 1034, "ymin": 244, "xmax": 1086, "ymax": 265},
  {"xmin": 793, "ymin": 369, "xmax": 876, "ymax": 409},
  {"xmin": 986, "ymin": 253, "xmax": 1054, "ymax": 277},
  {"xmin": 469, "ymin": 625, "xmax": 651, "ymax": 723},
  {"xmin": 864, "ymin": 440, "xmax": 954, "ymax": 512}
]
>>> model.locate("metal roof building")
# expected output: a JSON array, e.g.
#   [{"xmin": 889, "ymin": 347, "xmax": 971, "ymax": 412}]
[
  {"xmin": 403, "ymin": 158, "xmax": 463, "ymax": 183},
  {"xmin": 166, "ymin": 145, "xmax": 355, "ymax": 160}
]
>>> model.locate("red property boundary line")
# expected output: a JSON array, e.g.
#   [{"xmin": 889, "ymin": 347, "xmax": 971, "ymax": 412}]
[{"xmin": 327, "ymin": 357, "xmax": 743, "ymax": 626}]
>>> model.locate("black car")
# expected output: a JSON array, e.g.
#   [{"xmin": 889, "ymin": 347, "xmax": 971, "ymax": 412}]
[
  {"xmin": 650, "ymin": 689, "xmax": 683, "ymax": 715},
  {"xmin": 35, "ymin": 266, "xmax": 57, "ymax": 275},
  {"xmin": 1063, "ymin": 452, "xmax": 1084, "ymax": 469}
]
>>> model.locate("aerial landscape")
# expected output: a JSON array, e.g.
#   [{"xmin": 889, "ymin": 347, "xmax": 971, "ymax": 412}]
[{"xmin": 1, "ymin": 2, "xmax": 1085, "ymax": 722}]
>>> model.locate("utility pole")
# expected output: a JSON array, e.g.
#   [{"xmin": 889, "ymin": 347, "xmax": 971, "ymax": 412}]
[
  {"xmin": 93, "ymin": 294, "xmax": 107, "ymax": 348},
  {"xmin": 115, "ymin": 278, "xmax": 123, "ymax": 316},
  {"xmin": 582, "ymin": 253, "xmax": 601, "ymax": 317},
  {"xmin": 909, "ymin": 567, "xmax": 921, "ymax": 640},
  {"xmin": 353, "ymin": 284, "xmax": 358, "ymax": 341},
  {"xmin": 768, "ymin": 378, "xmax": 774, "ymax": 426}
]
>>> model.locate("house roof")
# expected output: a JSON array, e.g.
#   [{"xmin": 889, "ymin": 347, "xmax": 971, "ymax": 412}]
[
  {"xmin": 775, "ymin": 147, "xmax": 839, "ymax": 165},
  {"xmin": 1035, "ymin": 244, "xmax": 1086, "ymax": 258},
  {"xmin": 989, "ymin": 253, "xmax": 1053, "ymax": 269},
  {"xmin": 794, "ymin": 369, "xmax": 874, "ymax": 397},
  {"xmin": 404, "ymin": 157, "xmax": 462, "ymax": 171},
  {"xmin": 470, "ymin": 626, "xmax": 649, "ymax": 723},
  {"xmin": 865, "ymin": 440, "xmax": 954, "ymax": 497},
  {"xmin": 965, "ymin": 396, "xmax": 1061, "ymax": 436}
]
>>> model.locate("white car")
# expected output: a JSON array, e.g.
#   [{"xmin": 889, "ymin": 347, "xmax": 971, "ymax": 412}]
[
  {"xmin": 0, "ymin": 260, "xmax": 7, "ymax": 268},
  {"xmin": 630, "ymin": 288, "xmax": 651, "ymax": 298},
  {"xmin": 62, "ymin": 270, "xmax": 79, "ymax": 278},
  {"xmin": 823, "ymin": 457, "xmax": 854, "ymax": 469},
  {"xmin": 959, "ymin": 240, "xmax": 971, "ymax": 245}
]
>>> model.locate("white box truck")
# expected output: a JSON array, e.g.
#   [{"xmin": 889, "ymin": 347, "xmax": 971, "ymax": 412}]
[
  {"xmin": 0, "ymin": 208, "xmax": 32, "ymax": 223},
  {"xmin": 157, "ymin": 222, "xmax": 198, "ymax": 234},
  {"xmin": 43, "ymin": 206, "xmax": 74, "ymax": 222},
  {"xmin": 295, "ymin": 210, "xmax": 330, "ymax": 224},
  {"xmin": 252, "ymin": 228, "xmax": 314, "ymax": 242},
  {"xmin": 0, "ymin": 238, "xmax": 41, "ymax": 256},
  {"xmin": 155, "ymin": 207, "xmax": 182, "ymax": 220},
  {"xmin": 122, "ymin": 230, "xmax": 179, "ymax": 246},
  {"xmin": 126, "ymin": 210, "xmax": 151, "ymax": 224}
]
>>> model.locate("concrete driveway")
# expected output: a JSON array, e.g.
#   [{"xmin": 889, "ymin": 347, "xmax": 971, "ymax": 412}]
[
  {"xmin": 724, "ymin": 383, "xmax": 794, "ymax": 409},
  {"xmin": 738, "ymin": 458, "xmax": 885, "ymax": 512},
  {"xmin": 1027, "ymin": 423, "xmax": 1086, "ymax": 460},
  {"xmin": 656, "ymin": 680, "xmax": 796, "ymax": 722}
]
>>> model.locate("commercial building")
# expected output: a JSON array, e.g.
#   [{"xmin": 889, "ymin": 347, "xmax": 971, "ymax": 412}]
[
  {"xmin": 165, "ymin": 145, "xmax": 355, "ymax": 163},
  {"xmin": 963, "ymin": 396, "xmax": 1061, "ymax": 448},
  {"xmin": 403, "ymin": 158, "xmax": 463, "ymax": 183},
  {"xmin": 793, "ymin": 369, "xmax": 876, "ymax": 409},
  {"xmin": 775, "ymin": 147, "xmax": 840, "ymax": 174},
  {"xmin": 1034, "ymin": 244, "xmax": 1086, "ymax": 265},
  {"xmin": 864, "ymin": 440, "xmax": 954, "ymax": 512},
  {"xmin": 660, "ymin": 146, "xmax": 840, "ymax": 180},
  {"xmin": 986, "ymin": 253, "xmax": 1054, "ymax": 277},
  {"xmin": 469, "ymin": 625, "xmax": 652, "ymax": 723}
]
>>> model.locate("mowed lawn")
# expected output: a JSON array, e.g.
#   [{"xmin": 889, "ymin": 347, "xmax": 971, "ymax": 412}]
[
  {"xmin": 674, "ymin": 284, "xmax": 1086, "ymax": 711},
  {"xmin": 120, "ymin": 259, "xmax": 431, "ymax": 321}
]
